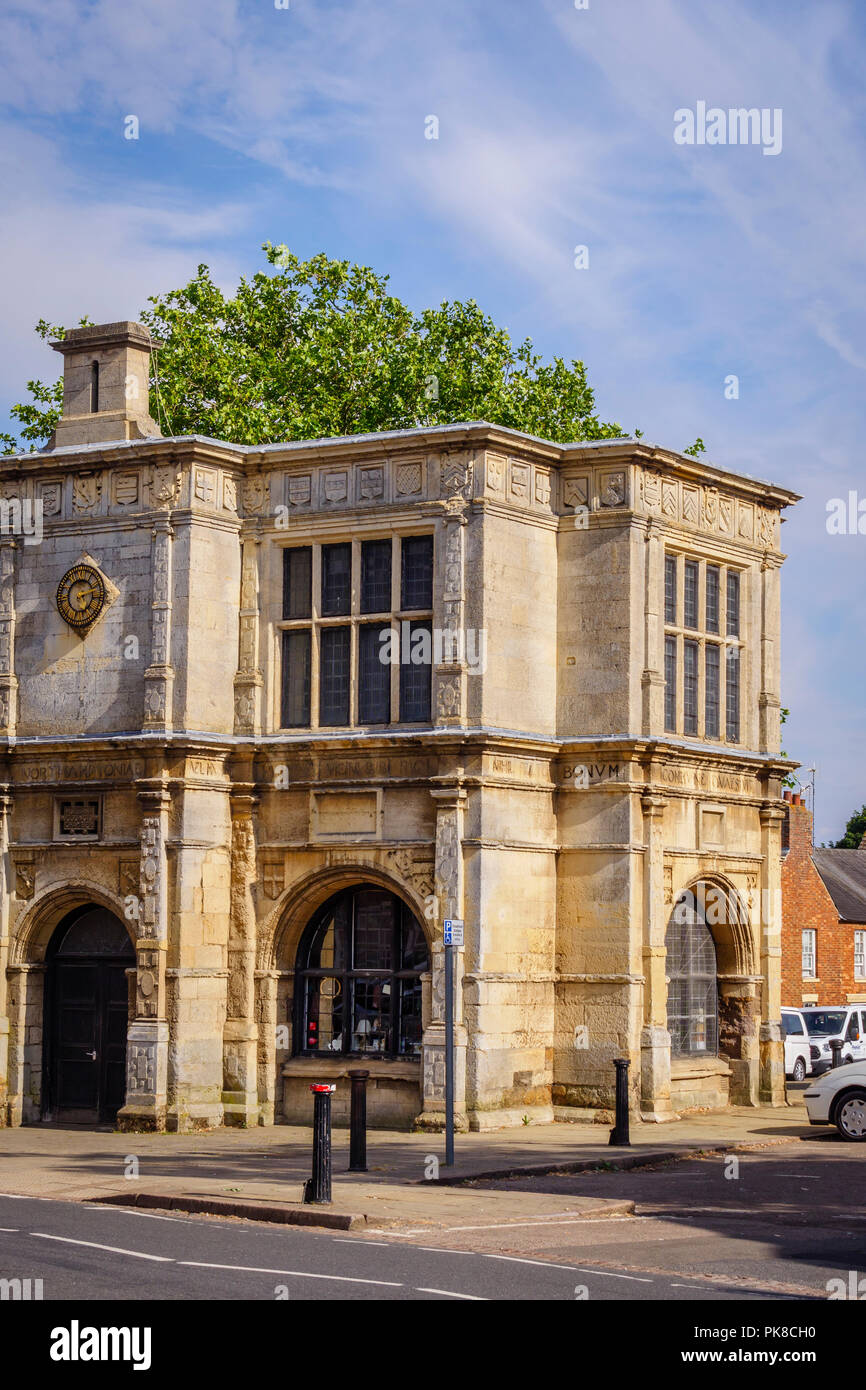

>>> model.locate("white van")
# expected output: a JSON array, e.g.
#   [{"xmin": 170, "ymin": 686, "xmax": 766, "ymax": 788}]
[
  {"xmin": 802, "ymin": 1006, "xmax": 866, "ymax": 1075},
  {"xmin": 781, "ymin": 1007, "xmax": 812, "ymax": 1081}
]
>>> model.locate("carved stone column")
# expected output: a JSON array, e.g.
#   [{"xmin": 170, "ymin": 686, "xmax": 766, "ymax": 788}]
[
  {"xmin": 0, "ymin": 790, "xmax": 11, "ymax": 1124},
  {"xmin": 641, "ymin": 518, "xmax": 665, "ymax": 736},
  {"xmin": 142, "ymin": 516, "xmax": 174, "ymax": 732},
  {"xmin": 117, "ymin": 784, "xmax": 171, "ymax": 1131},
  {"xmin": 759, "ymin": 803, "xmax": 786, "ymax": 1105},
  {"xmin": 255, "ymin": 967, "xmax": 279, "ymax": 1126},
  {"xmin": 0, "ymin": 544, "xmax": 18, "ymax": 738},
  {"xmin": 434, "ymin": 455, "xmax": 473, "ymax": 728},
  {"xmin": 640, "ymin": 793, "xmax": 674, "ymax": 1120},
  {"xmin": 223, "ymin": 793, "xmax": 259, "ymax": 1125},
  {"xmin": 234, "ymin": 537, "xmax": 263, "ymax": 736},
  {"xmin": 416, "ymin": 786, "xmax": 468, "ymax": 1131},
  {"xmin": 759, "ymin": 556, "xmax": 782, "ymax": 754}
]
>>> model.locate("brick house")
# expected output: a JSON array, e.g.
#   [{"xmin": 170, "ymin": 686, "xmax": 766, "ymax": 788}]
[{"xmin": 781, "ymin": 791, "xmax": 866, "ymax": 1006}]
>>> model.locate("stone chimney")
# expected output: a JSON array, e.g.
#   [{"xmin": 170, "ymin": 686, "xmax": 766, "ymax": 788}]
[{"xmin": 49, "ymin": 321, "xmax": 162, "ymax": 447}]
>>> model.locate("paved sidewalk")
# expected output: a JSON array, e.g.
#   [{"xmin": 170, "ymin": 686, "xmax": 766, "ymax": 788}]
[{"xmin": 0, "ymin": 1101, "xmax": 811, "ymax": 1230}]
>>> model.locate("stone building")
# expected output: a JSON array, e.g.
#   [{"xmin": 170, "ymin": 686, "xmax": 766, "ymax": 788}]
[
  {"xmin": 0, "ymin": 320, "xmax": 799, "ymax": 1133},
  {"xmin": 781, "ymin": 791, "xmax": 866, "ymax": 1008}
]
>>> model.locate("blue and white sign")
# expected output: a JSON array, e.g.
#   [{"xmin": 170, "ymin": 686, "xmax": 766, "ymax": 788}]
[{"xmin": 443, "ymin": 918, "xmax": 464, "ymax": 947}]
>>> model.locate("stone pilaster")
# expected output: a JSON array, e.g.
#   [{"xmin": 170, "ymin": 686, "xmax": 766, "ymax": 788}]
[
  {"xmin": 759, "ymin": 556, "xmax": 782, "ymax": 754},
  {"xmin": 416, "ymin": 785, "xmax": 468, "ymax": 1131},
  {"xmin": 255, "ymin": 968, "xmax": 279, "ymax": 1126},
  {"xmin": 222, "ymin": 793, "xmax": 259, "ymax": 1125},
  {"xmin": 233, "ymin": 537, "xmax": 263, "ymax": 736},
  {"xmin": 117, "ymin": 783, "xmax": 171, "ymax": 1131},
  {"xmin": 640, "ymin": 793, "xmax": 675, "ymax": 1120},
  {"xmin": 142, "ymin": 517, "xmax": 174, "ymax": 731},
  {"xmin": 0, "ymin": 791, "xmax": 11, "ymax": 1125},
  {"xmin": 641, "ymin": 518, "xmax": 665, "ymax": 736},
  {"xmin": 0, "ymin": 544, "xmax": 18, "ymax": 738},
  {"xmin": 434, "ymin": 457, "xmax": 472, "ymax": 728},
  {"xmin": 759, "ymin": 803, "xmax": 786, "ymax": 1105}
]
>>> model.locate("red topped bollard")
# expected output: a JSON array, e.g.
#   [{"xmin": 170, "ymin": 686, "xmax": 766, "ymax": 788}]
[{"xmin": 305, "ymin": 1083, "xmax": 336, "ymax": 1203}]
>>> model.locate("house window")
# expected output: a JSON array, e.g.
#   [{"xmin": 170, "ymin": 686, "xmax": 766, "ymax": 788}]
[
  {"xmin": 664, "ymin": 635, "xmax": 677, "ymax": 732},
  {"xmin": 855, "ymin": 931, "xmax": 866, "ymax": 982},
  {"xmin": 683, "ymin": 639, "xmax": 699, "ymax": 736},
  {"xmin": 684, "ymin": 560, "xmax": 699, "ymax": 630},
  {"xmin": 705, "ymin": 644, "xmax": 720, "ymax": 739},
  {"xmin": 664, "ymin": 554, "xmax": 677, "ymax": 624},
  {"xmin": 278, "ymin": 535, "xmax": 434, "ymax": 729},
  {"xmin": 666, "ymin": 890, "xmax": 719, "ymax": 1056},
  {"xmin": 802, "ymin": 929, "xmax": 817, "ymax": 979},
  {"xmin": 294, "ymin": 886, "xmax": 430, "ymax": 1059},
  {"xmin": 726, "ymin": 645, "xmax": 740, "ymax": 743},
  {"xmin": 706, "ymin": 566, "xmax": 720, "ymax": 633},
  {"xmin": 663, "ymin": 554, "xmax": 744, "ymax": 744}
]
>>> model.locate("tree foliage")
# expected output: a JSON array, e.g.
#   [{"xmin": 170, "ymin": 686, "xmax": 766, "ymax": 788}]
[
  {"xmin": 1, "ymin": 245, "xmax": 628, "ymax": 452},
  {"xmin": 834, "ymin": 805, "xmax": 866, "ymax": 849}
]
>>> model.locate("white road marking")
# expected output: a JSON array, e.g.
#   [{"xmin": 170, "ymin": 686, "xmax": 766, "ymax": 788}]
[
  {"xmin": 331, "ymin": 1239, "xmax": 391, "ymax": 1247},
  {"xmin": 31, "ymin": 1233, "xmax": 173, "ymax": 1262},
  {"xmin": 442, "ymin": 1216, "xmax": 632, "ymax": 1232},
  {"xmin": 416, "ymin": 1287, "xmax": 487, "ymax": 1300},
  {"xmin": 0, "ymin": 1227, "xmax": 19, "ymax": 1232},
  {"xmin": 572, "ymin": 1267, "xmax": 653, "ymax": 1283},
  {"xmin": 90, "ymin": 1207, "xmax": 192, "ymax": 1224},
  {"xmin": 179, "ymin": 1260, "xmax": 402, "ymax": 1287}
]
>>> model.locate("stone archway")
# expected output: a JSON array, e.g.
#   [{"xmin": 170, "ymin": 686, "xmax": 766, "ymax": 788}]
[
  {"xmin": 665, "ymin": 877, "xmax": 760, "ymax": 1109},
  {"xmin": 256, "ymin": 865, "xmax": 435, "ymax": 1128},
  {"xmin": 7, "ymin": 884, "xmax": 135, "ymax": 1127}
]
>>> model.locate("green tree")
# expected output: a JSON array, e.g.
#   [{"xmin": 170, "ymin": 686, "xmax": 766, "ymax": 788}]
[
  {"xmin": 834, "ymin": 806, "xmax": 866, "ymax": 849},
  {"xmin": 1, "ymin": 245, "xmax": 625, "ymax": 452}
]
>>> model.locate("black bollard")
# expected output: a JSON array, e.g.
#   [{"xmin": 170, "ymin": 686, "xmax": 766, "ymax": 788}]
[
  {"xmin": 305, "ymin": 1083, "xmax": 335, "ymax": 1203},
  {"xmin": 348, "ymin": 1069, "xmax": 369, "ymax": 1173},
  {"xmin": 609, "ymin": 1057, "xmax": 631, "ymax": 1147},
  {"xmin": 830, "ymin": 1039, "xmax": 843, "ymax": 1069}
]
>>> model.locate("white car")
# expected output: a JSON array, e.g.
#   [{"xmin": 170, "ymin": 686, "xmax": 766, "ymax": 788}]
[
  {"xmin": 803, "ymin": 1060, "xmax": 866, "ymax": 1140},
  {"xmin": 781, "ymin": 1007, "xmax": 812, "ymax": 1081}
]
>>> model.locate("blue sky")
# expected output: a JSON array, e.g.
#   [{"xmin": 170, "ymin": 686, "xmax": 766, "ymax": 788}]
[{"xmin": 0, "ymin": 0, "xmax": 863, "ymax": 841}]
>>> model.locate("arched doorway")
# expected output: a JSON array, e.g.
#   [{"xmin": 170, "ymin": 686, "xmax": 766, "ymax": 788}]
[
  {"xmin": 43, "ymin": 906, "xmax": 134, "ymax": 1123},
  {"xmin": 293, "ymin": 885, "xmax": 430, "ymax": 1059}
]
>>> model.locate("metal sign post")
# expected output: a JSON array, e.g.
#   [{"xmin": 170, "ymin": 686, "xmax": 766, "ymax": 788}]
[{"xmin": 443, "ymin": 919, "xmax": 464, "ymax": 1167}]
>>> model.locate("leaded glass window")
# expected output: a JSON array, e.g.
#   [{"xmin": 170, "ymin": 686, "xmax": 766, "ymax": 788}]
[{"xmin": 666, "ymin": 892, "xmax": 718, "ymax": 1056}]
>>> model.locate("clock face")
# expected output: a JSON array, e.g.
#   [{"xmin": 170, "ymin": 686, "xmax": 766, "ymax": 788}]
[{"xmin": 56, "ymin": 563, "xmax": 106, "ymax": 630}]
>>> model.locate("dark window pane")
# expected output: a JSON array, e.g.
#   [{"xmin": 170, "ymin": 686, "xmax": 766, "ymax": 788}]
[
  {"xmin": 281, "ymin": 630, "xmax": 311, "ymax": 727},
  {"xmin": 398, "ymin": 977, "xmax": 424, "ymax": 1056},
  {"xmin": 664, "ymin": 634, "xmax": 677, "ymax": 732},
  {"xmin": 705, "ymin": 644, "xmax": 720, "ymax": 738},
  {"xmin": 358, "ymin": 624, "xmax": 391, "ymax": 724},
  {"xmin": 303, "ymin": 900, "xmax": 349, "ymax": 971},
  {"xmin": 353, "ymin": 890, "xmax": 394, "ymax": 969},
  {"xmin": 303, "ymin": 975, "xmax": 344, "ymax": 1052},
  {"xmin": 706, "ymin": 565, "xmax": 720, "ymax": 633},
  {"xmin": 664, "ymin": 555, "xmax": 677, "ymax": 624},
  {"xmin": 400, "ymin": 620, "xmax": 432, "ymax": 722},
  {"xmin": 726, "ymin": 570, "xmax": 740, "ymax": 637},
  {"xmin": 319, "ymin": 626, "xmax": 350, "ymax": 726},
  {"xmin": 401, "ymin": 912, "xmax": 429, "ymax": 969},
  {"xmin": 283, "ymin": 547, "xmax": 311, "ymax": 620},
  {"xmin": 361, "ymin": 539, "xmax": 392, "ymax": 614},
  {"xmin": 401, "ymin": 535, "xmax": 433, "ymax": 610},
  {"xmin": 351, "ymin": 978, "xmax": 392, "ymax": 1053},
  {"xmin": 684, "ymin": 560, "xmax": 699, "ymax": 630},
  {"xmin": 726, "ymin": 645, "xmax": 740, "ymax": 742},
  {"xmin": 683, "ymin": 639, "xmax": 698, "ymax": 735},
  {"xmin": 321, "ymin": 543, "xmax": 351, "ymax": 616}
]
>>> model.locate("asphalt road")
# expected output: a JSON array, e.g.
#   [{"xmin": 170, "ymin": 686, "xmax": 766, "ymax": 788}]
[
  {"xmin": 0, "ymin": 1190, "xmax": 804, "ymax": 1302},
  {"xmin": 399, "ymin": 1137, "xmax": 866, "ymax": 1300}
]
